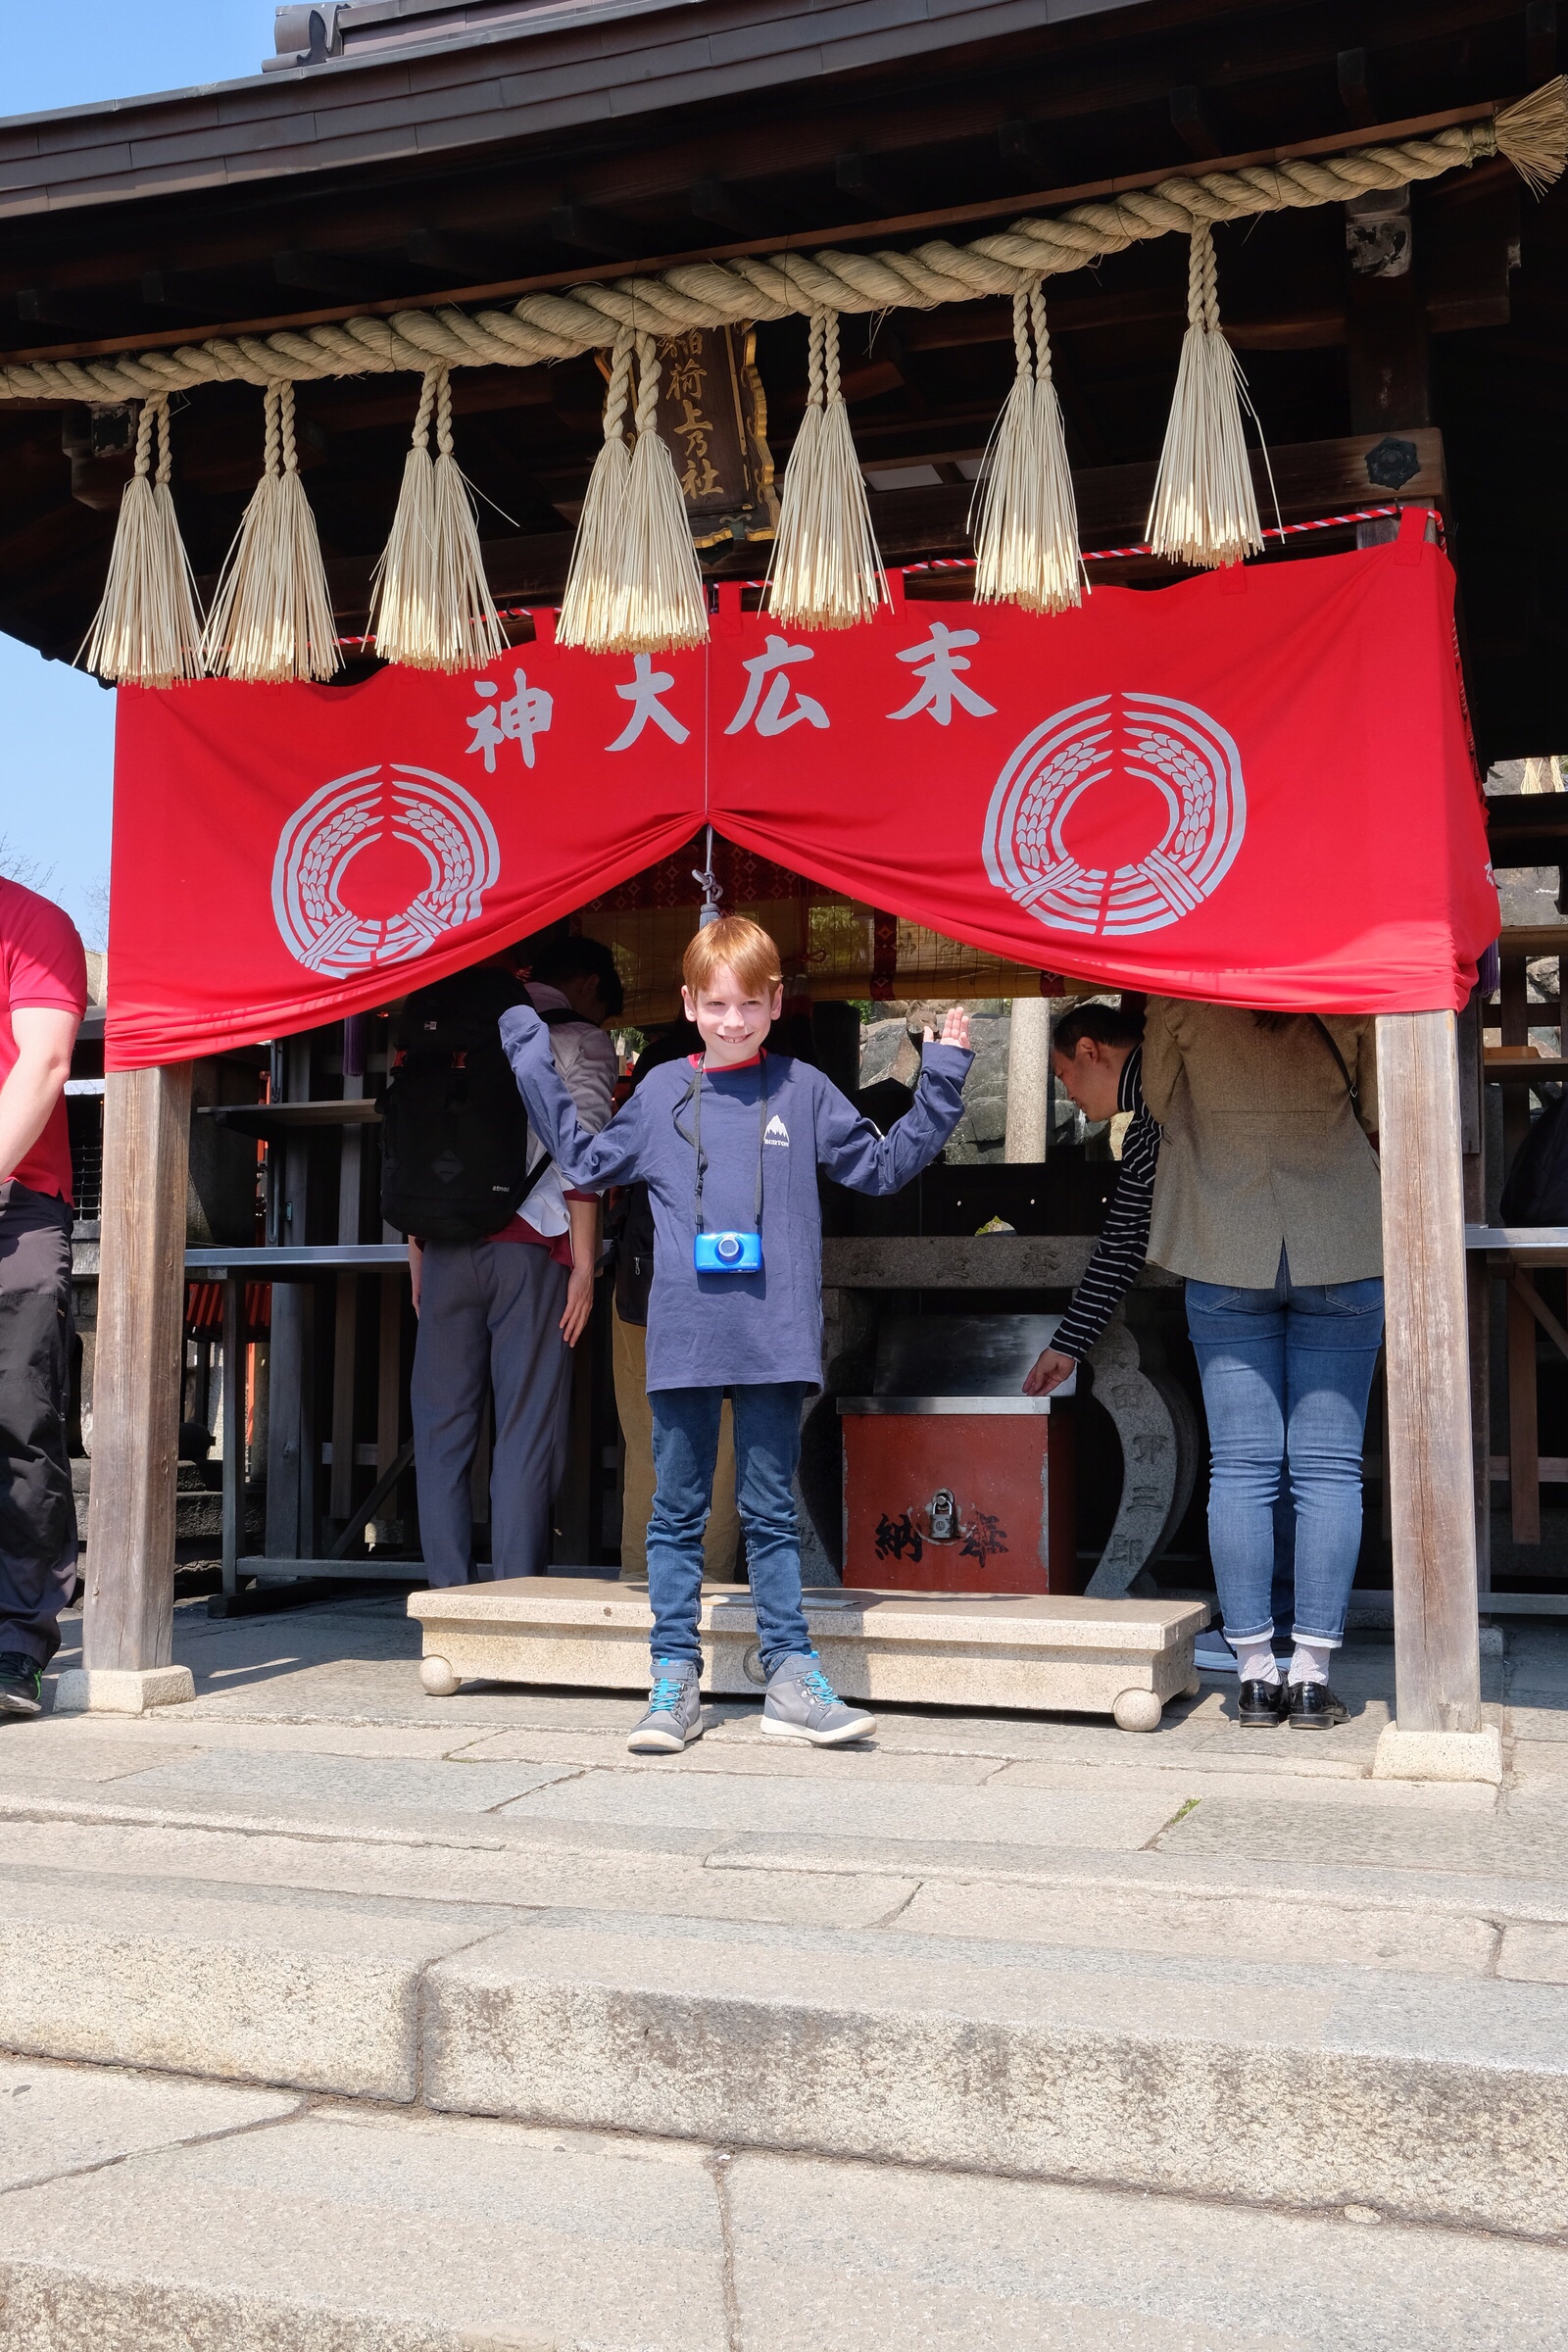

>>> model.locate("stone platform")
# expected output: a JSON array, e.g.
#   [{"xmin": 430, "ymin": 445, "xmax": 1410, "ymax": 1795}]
[{"xmin": 407, "ymin": 1577, "xmax": 1209, "ymax": 1730}]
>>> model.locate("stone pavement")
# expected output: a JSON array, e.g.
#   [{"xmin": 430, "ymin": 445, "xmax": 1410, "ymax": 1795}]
[{"xmin": 0, "ymin": 1591, "xmax": 1566, "ymax": 2345}]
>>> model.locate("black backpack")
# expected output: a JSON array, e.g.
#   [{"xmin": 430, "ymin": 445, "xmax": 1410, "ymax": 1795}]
[
  {"xmin": 1500, "ymin": 1091, "xmax": 1568, "ymax": 1226},
  {"xmin": 379, "ymin": 969, "xmax": 585, "ymax": 1245}
]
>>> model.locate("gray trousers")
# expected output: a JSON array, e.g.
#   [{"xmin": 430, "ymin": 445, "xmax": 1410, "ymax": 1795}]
[
  {"xmin": 411, "ymin": 1239, "xmax": 572, "ymax": 1586},
  {"xmin": 0, "ymin": 1182, "xmax": 76, "ymax": 1665}
]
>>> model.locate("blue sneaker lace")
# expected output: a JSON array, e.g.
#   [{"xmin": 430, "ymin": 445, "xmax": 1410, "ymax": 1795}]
[
  {"xmin": 649, "ymin": 1674, "xmax": 688, "ymax": 1713},
  {"xmin": 802, "ymin": 1666, "xmax": 840, "ymax": 1708}
]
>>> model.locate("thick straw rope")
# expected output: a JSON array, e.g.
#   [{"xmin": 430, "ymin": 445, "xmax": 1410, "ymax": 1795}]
[{"xmin": 8, "ymin": 92, "xmax": 1562, "ymax": 404}]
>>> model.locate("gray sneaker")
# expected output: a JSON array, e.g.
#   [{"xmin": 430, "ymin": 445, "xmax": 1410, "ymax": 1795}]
[
  {"xmin": 627, "ymin": 1659, "xmax": 704, "ymax": 1754},
  {"xmin": 760, "ymin": 1652, "xmax": 876, "ymax": 1747}
]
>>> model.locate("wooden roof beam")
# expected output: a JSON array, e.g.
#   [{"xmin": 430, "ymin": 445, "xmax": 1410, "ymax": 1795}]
[
  {"xmin": 688, "ymin": 179, "xmax": 761, "ymax": 239},
  {"xmin": 1168, "ymin": 86, "xmax": 1224, "ymax": 161},
  {"xmin": 1337, "ymin": 48, "xmax": 1380, "ymax": 130},
  {"xmin": 547, "ymin": 205, "xmax": 645, "ymax": 261}
]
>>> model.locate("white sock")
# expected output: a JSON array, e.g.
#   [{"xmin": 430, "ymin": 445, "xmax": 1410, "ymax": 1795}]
[
  {"xmin": 1235, "ymin": 1641, "xmax": 1279, "ymax": 1685},
  {"xmin": 1289, "ymin": 1639, "xmax": 1333, "ymax": 1687}
]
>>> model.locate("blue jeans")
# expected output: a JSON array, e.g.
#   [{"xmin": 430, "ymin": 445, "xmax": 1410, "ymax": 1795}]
[
  {"xmin": 1186, "ymin": 1253, "xmax": 1384, "ymax": 1651},
  {"xmin": 647, "ymin": 1383, "xmax": 813, "ymax": 1674}
]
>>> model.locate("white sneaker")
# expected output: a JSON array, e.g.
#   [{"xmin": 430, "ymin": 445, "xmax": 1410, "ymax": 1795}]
[
  {"xmin": 627, "ymin": 1660, "xmax": 704, "ymax": 1754},
  {"xmin": 760, "ymin": 1653, "xmax": 875, "ymax": 1746}
]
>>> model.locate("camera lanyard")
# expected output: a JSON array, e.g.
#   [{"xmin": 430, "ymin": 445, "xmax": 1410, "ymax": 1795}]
[{"xmin": 676, "ymin": 1055, "xmax": 767, "ymax": 1235}]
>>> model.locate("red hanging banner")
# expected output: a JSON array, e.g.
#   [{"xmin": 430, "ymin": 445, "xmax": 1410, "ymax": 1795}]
[{"xmin": 107, "ymin": 524, "xmax": 1495, "ymax": 1070}]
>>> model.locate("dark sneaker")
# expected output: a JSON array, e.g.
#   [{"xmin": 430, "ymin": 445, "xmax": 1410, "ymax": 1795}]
[
  {"xmin": 1236, "ymin": 1677, "xmax": 1289, "ymax": 1728},
  {"xmin": 0, "ymin": 1653, "xmax": 43, "ymax": 1717},
  {"xmin": 1287, "ymin": 1681, "xmax": 1350, "ymax": 1729},
  {"xmin": 761, "ymin": 1652, "xmax": 875, "ymax": 1747},
  {"xmin": 627, "ymin": 1660, "xmax": 704, "ymax": 1754}
]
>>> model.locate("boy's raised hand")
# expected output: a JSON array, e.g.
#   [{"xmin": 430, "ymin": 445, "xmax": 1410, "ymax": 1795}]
[{"xmin": 922, "ymin": 1006, "xmax": 972, "ymax": 1051}]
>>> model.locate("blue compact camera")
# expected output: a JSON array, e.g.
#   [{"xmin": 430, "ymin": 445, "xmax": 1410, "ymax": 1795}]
[{"xmin": 694, "ymin": 1230, "xmax": 763, "ymax": 1274}]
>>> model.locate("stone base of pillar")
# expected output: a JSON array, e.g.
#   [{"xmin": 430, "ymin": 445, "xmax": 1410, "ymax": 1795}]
[
  {"xmin": 1372, "ymin": 1722, "xmax": 1502, "ymax": 1786},
  {"xmin": 54, "ymin": 1666, "xmax": 196, "ymax": 1717}
]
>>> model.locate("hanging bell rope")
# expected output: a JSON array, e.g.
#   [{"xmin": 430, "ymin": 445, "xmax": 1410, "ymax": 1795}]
[
  {"xmin": 971, "ymin": 283, "xmax": 1082, "ymax": 613},
  {"xmin": 607, "ymin": 330, "xmax": 709, "ymax": 654},
  {"xmin": 204, "ymin": 382, "xmax": 341, "ymax": 683},
  {"xmin": 78, "ymin": 393, "xmax": 205, "ymax": 687},
  {"xmin": 558, "ymin": 326, "xmax": 635, "ymax": 652},
  {"xmin": 765, "ymin": 310, "xmax": 886, "ymax": 631},
  {"xmin": 1145, "ymin": 224, "xmax": 1263, "ymax": 569},
  {"xmin": 370, "ymin": 366, "xmax": 507, "ymax": 671}
]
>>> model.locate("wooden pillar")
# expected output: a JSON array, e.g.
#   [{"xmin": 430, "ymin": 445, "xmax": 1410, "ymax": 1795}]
[
  {"xmin": 57, "ymin": 1065, "xmax": 197, "ymax": 1712},
  {"xmin": 1456, "ymin": 989, "xmax": 1492, "ymax": 1601},
  {"xmin": 1372, "ymin": 1011, "xmax": 1499, "ymax": 1782}
]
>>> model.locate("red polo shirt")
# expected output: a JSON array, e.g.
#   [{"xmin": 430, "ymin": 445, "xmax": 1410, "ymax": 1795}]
[{"xmin": 1, "ymin": 880, "xmax": 87, "ymax": 1203}]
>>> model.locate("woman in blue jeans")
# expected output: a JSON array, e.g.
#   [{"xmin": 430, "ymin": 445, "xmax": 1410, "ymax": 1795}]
[{"xmin": 1142, "ymin": 1001, "xmax": 1384, "ymax": 1729}]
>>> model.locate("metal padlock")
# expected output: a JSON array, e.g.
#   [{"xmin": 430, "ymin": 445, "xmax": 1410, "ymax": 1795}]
[{"xmin": 926, "ymin": 1489, "xmax": 959, "ymax": 1544}]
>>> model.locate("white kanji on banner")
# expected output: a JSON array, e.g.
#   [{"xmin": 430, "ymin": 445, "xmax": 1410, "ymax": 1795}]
[
  {"xmin": 607, "ymin": 654, "xmax": 691, "ymax": 752},
  {"xmin": 888, "ymin": 622, "xmax": 997, "ymax": 725},
  {"xmin": 724, "ymin": 636, "xmax": 830, "ymax": 737},
  {"xmin": 465, "ymin": 669, "xmax": 554, "ymax": 771}
]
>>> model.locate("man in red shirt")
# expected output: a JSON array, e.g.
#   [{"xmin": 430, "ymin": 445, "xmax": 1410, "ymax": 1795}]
[{"xmin": 0, "ymin": 879, "xmax": 87, "ymax": 1716}]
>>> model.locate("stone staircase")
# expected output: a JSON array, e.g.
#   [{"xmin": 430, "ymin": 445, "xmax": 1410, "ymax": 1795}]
[{"xmin": 1, "ymin": 1593, "xmax": 1566, "ymax": 2344}]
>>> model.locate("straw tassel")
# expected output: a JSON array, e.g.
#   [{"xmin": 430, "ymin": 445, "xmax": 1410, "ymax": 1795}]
[
  {"xmin": 558, "ymin": 327, "xmax": 635, "ymax": 653},
  {"xmin": 204, "ymin": 383, "xmax": 341, "ymax": 683},
  {"xmin": 1145, "ymin": 224, "xmax": 1263, "ymax": 569},
  {"xmin": 370, "ymin": 367, "xmax": 506, "ymax": 671},
  {"xmin": 78, "ymin": 393, "xmax": 204, "ymax": 687},
  {"xmin": 971, "ymin": 285, "xmax": 1081, "ymax": 614},
  {"xmin": 606, "ymin": 331, "xmax": 709, "ymax": 654},
  {"xmin": 1494, "ymin": 74, "xmax": 1568, "ymax": 196},
  {"xmin": 765, "ymin": 311, "xmax": 886, "ymax": 630}
]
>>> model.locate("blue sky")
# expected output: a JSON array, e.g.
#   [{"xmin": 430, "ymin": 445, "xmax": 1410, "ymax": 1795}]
[{"xmin": 1, "ymin": 4, "xmax": 268, "ymax": 943}]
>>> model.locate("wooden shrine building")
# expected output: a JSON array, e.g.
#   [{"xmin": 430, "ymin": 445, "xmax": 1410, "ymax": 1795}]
[{"xmin": 1, "ymin": 0, "xmax": 1566, "ymax": 1774}]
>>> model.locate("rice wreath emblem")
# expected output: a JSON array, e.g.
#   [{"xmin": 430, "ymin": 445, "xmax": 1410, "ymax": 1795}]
[
  {"xmin": 271, "ymin": 763, "xmax": 501, "ymax": 977},
  {"xmin": 982, "ymin": 691, "xmax": 1246, "ymax": 937}
]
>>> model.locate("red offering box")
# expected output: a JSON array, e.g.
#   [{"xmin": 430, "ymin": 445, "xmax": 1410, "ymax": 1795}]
[{"xmin": 839, "ymin": 1401, "xmax": 1078, "ymax": 1595}]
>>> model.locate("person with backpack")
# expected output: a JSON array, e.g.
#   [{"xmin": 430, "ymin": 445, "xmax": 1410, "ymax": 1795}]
[
  {"xmin": 383, "ymin": 936, "xmax": 622, "ymax": 1586},
  {"xmin": 1141, "ymin": 1001, "xmax": 1383, "ymax": 1731},
  {"xmin": 501, "ymin": 914, "xmax": 971, "ymax": 1754}
]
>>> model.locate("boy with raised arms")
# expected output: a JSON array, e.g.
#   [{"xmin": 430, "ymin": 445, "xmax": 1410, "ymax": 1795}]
[{"xmin": 501, "ymin": 914, "xmax": 971, "ymax": 1754}]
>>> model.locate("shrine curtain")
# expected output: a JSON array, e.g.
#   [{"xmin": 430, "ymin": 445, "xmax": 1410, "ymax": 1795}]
[{"xmin": 106, "ymin": 511, "xmax": 1496, "ymax": 1070}]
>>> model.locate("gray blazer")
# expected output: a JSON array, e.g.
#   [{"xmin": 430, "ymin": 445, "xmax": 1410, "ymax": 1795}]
[{"xmin": 1141, "ymin": 999, "xmax": 1383, "ymax": 1289}]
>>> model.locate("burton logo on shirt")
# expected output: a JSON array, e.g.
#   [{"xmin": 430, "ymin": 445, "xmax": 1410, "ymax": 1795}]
[{"xmin": 763, "ymin": 1114, "xmax": 791, "ymax": 1148}]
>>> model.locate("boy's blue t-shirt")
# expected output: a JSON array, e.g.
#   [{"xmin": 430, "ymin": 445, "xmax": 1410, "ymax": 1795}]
[{"xmin": 500, "ymin": 1008, "xmax": 972, "ymax": 1392}]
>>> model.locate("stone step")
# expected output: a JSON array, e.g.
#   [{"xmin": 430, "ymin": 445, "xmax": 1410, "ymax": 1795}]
[
  {"xmin": 5, "ymin": 2052, "xmax": 1564, "ymax": 2352},
  {"xmin": 3, "ymin": 1841, "xmax": 1568, "ymax": 2233}
]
